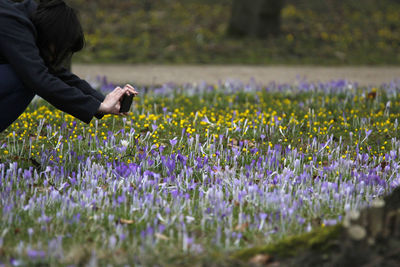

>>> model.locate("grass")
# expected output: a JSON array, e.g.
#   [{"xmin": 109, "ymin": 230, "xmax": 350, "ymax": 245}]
[
  {"xmin": 0, "ymin": 79, "xmax": 400, "ymax": 265},
  {"xmin": 68, "ymin": 0, "xmax": 400, "ymax": 65}
]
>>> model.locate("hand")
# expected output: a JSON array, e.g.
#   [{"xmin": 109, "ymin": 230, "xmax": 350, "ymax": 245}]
[
  {"xmin": 98, "ymin": 86, "xmax": 128, "ymax": 115},
  {"xmin": 119, "ymin": 84, "xmax": 139, "ymax": 115},
  {"xmin": 123, "ymin": 84, "xmax": 139, "ymax": 96}
]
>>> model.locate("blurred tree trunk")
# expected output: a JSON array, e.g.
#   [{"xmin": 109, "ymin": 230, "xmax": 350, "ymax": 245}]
[
  {"xmin": 228, "ymin": 0, "xmax": 284, "ymax": 38},
  {"xmin": 142, "ymin": 0, "xmax": 153, "ymax": 12}
]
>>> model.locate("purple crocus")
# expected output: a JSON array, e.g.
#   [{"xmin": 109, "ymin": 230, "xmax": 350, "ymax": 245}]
[
  {"xmin": 27, "ymin": 249, "xmax": 46, "ymax": 259},
  {"xmin": 170, "ymin": 138, "xmax": 178, "ymax": 148}
]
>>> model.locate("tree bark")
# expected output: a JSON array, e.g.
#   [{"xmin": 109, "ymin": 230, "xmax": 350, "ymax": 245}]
[{"xmin": 228, "ymin": 0, "xmax": 284, "ymax": 38}]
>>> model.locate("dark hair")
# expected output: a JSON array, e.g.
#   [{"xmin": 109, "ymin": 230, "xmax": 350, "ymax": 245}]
[{"xmin": 32, "ymin": 0, "xmax": 85, "ymax": 69}]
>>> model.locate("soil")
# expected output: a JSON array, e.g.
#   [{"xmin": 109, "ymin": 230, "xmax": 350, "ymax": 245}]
[{"xmin": 72, "ymin": 64, "xmax": 400, "ymax": 87}]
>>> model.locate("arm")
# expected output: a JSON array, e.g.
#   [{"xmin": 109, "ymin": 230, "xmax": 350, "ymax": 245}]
[
  {"xmin": 53, "ymin": 67, "xmax": 105, "ymax": 103},
  {"xmin": 52, "ymin": 67, "xmax": 105, "ymax": 119},
  {"xmin": 0, "ymin": 16, "xmax": 101, "ymax": 124}
]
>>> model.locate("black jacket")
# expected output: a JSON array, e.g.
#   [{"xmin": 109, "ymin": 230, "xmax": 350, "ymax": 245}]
[{"xmin": 0, "ymin": 0, "xmax": 105, "ymax": 124}]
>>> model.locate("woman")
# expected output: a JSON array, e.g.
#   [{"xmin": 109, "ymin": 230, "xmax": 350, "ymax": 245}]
[{"xmin": 0, "ymin": 0, "xmax": 138, "ymax": 132}]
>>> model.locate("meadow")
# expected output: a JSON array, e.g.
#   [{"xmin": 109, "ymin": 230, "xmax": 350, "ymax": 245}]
[
  {"xmin": 70, "ymin": 0, "xmax": 400, "ymax": 65},
  {"xmin": 1, "ymin": 78, "xmax": 400, "ymax": 265}
]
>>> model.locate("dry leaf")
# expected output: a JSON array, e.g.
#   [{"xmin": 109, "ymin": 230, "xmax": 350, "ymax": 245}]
[
  {"xmin": 155, "ymin": 233, "xmax": 169, "ymax": 241},
  {"xmin": 380, "ymin": 161, "xmax": 389, "ymax": 169},
  {"xmin": 249, "ymin": 254, "xmax": 272, "ymax": 266},
  {"xmin": 244, "ymin": 140, "xmax": 256, "ymax": 148},
  {"xmin": 119, "ymin": 218, "xmax": 134, "ymax": 225},
  {"xmin": 228, "ymin": 138, "xmax": 240, "ymax": 148},
  {"xmin": 235, "ymin": 222, "xmax": 249, "ymax": 232},
  {"xmin": 34, "ymin": 186, "xmax": 51, "ymax": 193},
  {"xmin": 140, "ymin": 128, "xmax": 149, "ymax": 134},
  {"xmin": 311, "ymin": 217, "xmax": 322, "ymax": 228},
  {"xmin": 367, "ymin": 91, "xmax": 377, "ymax": 100}
]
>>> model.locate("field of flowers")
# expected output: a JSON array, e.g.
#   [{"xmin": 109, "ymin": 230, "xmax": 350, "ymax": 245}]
[{"xmin": 1, "ymin": 78, "xmax": 400, "ymax": 265}]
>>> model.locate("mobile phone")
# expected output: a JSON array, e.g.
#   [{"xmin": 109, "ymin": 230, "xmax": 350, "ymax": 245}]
[{"xmin": 119, "ymin": 93, "xmax": 134, "ymax": 113}]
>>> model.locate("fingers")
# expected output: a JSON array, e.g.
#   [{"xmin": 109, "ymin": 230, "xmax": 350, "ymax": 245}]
[
  {"xmin": 115, "ymin": 102, "xmax": 121, "ymax": 112},
  {"xmin": 113, "ymin": 86, "xmax": 123, "ymax": 93},
  {"xmin": 102, "ymin": 85, "xmax": 137, "ymax": 116},
  {"xmin": 124, "ymin": 84, "xmax": 135, "ymax": 92},
  {"xmin": 124, "ymin": 84, "xmax": 139, "ymax": 96},
  {"xmin": 115, "ymin": 84, "xmax": 139, "ymax": 96},
  {"xmin": 116, "ymin": 87, "xmax": 127, "ymax": 100}
]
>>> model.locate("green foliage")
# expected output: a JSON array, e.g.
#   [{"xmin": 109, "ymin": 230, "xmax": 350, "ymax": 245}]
[
  {"xmin": 233, "ymin": 224, "xmax": 343, "ymax": 260},
  {"xmin": 68, "ymin": 0, "xmax": 400, "ymax": 65}
]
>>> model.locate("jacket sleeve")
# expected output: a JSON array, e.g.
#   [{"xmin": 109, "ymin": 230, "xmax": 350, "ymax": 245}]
[
  {"xmin": 0, "ymin": 15, "xmax": 102, "ymax": 124},
  {"xmin": 53, "ymin": 68, "xmax": 106, "ymax": 119}
]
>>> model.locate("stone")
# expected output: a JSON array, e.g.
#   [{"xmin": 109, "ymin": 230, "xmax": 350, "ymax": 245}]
[{"xmin": 347, "ymin": 225, "xmax": 367, "ymax": 241}]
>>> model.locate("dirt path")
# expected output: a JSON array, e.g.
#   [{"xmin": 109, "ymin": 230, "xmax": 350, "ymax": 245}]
[{"xmin": 72, "ymin": 64, "xmax": 400, "ymax": 86}]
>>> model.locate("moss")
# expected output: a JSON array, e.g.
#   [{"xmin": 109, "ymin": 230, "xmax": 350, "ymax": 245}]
[{"xmin": 233, "ymin": 224, "xmax": 343, "ymax": 261}]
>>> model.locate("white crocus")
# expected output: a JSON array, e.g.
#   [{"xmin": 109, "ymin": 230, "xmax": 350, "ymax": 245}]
[{"xmin": 121, "ymin": 140, "xmax": 129, "ymax": 147}]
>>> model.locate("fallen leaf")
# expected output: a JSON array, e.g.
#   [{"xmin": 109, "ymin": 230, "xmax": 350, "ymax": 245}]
[
  {"xmin": 228, "ymin": 144, "xmax": 240, "ymax": 149},
  {"xmin": 33, "ymin": 185, "xmax": 51, "ymax": 193},
  {"xmin": 245, "ymin": 140, "xmax": 256, "ymax": 148},
  {"xmin": 119, "ymin": 218, "xmax": 134, "ymax": 225},
  {"xmin": 155, "ymin": 233, "xmax": 169, "ymax": 241},
  {"xmin": 367, "ymin": 91, "xmax": 377, "ymax": 100},
  {"xmin": 228, "ymin": 138, "xmax": 240, "ymax": 148},
  {"xmin": 140, "ymin": 127, "xmax": 149, "ymax": 134},
  {"xmin": 311, "ymin": 217, "xmax": 322, "ymax": 228},
  {"xmin": 235, "ymin": 222, "xmax": 249, "ymax": 232},
  {"xmin": 232, "ymin": 138, "xmax": 239, "ymax": 146},
  {"xmin": 380, "ymin": 161, "xmax": 389, "ymax": 169},
  {"xmin": 249, "ymin": 254, "xmax": 272, "ymax": 266},
  {"xmin": 115, "ymin": 248, "xmax": 126, "ymax": 256}
]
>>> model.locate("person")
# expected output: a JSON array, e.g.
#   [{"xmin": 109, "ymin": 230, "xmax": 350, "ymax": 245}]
[{"xmin": 0, "ymin": 0, "xmax": 138, "ymax": 133}]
